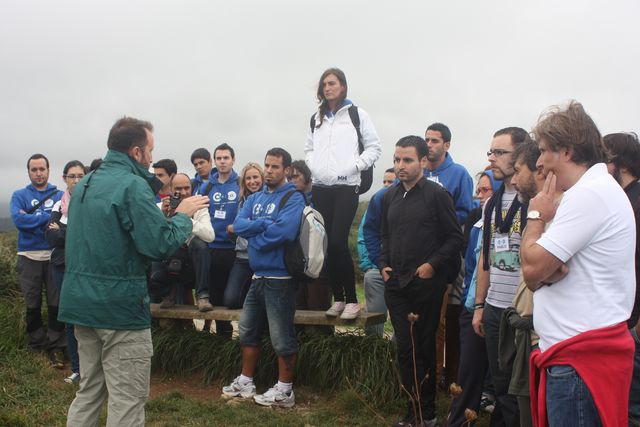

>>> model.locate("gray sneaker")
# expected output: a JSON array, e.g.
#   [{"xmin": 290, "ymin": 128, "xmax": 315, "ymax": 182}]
[
  {"xmin": 339, "ymin": 303, "xmax": 361, "ymax": 320},
  {"xmin": 254, "ymin": 386, "xmax": 295, "ymax": 408},
  {"xmin": 222, "ymin": 376, "xmax": 256, "ymax": 398},
  {"xmin": 325, "ymin": 301, "xmax": 345, "ymax": 317}
]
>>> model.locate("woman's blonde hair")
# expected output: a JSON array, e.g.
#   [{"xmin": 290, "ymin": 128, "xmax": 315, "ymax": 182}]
[{"xmin": 239, "ymin": 162, "xmax": 264, "ymax": 200}]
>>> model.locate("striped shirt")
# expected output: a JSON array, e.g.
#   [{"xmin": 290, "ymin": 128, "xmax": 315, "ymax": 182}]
[{"xmin": 485, "ymin": 189, "xmax": 523, "ymax": 308}]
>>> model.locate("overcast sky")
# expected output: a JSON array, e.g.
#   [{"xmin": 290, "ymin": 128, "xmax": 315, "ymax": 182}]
[{"xmin": 2, "ymin": 0, "xmax": 639, "ymax": 216}]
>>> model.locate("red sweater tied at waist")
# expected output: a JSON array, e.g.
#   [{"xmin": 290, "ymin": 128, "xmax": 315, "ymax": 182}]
[{"xmin": 529, "ymin": 322, "xmax": 634, "ymax": 427}]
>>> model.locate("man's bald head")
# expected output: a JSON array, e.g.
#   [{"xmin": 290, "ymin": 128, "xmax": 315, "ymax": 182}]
[{"xmin": 171, "ymin": 173, "xmax": 192, "ymax": 199}]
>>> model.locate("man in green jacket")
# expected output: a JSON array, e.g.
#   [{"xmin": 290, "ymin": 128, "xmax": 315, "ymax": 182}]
[{"xmin": 59, "ymin": 117, "xmax": 209, "ymax": 427}]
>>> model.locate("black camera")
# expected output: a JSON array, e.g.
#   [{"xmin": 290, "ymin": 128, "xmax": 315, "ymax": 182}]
[
  {"xmin": 166, "ymin": 258, "xmax": 183, "ymax": 276},
  {"xmin": 169, "ymin": 192, "xmax": 181, "ymax": 210}
]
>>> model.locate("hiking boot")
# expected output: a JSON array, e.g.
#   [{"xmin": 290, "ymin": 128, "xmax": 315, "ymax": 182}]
[
  {"xmin": 64, "ymin": 372, "xmax": 80, "ymax": 384},
  {"xmin": 339, "ymin": 303, "xmax": 361, "ymax": 320},
  {"xmin": 48, "ymin": 350, "xmax": 64, "ymax": 369},
  {"xmin": 325, "ymin": 301, "xmax": 345, "ymax": 317},
  {"xmin": 160, "ymin": 290, "xmax": 176, "ymax": 309},
  {"xmin": 253, "ymin": 386, "xmax": 295, "ymax": 408},
  {"xmin": 222, "ymin": 376, "xmax": 256, "ymax": 398},
  {"xmin": 197, "ymin": 297, "xmax": 214, "ymax": 312}
]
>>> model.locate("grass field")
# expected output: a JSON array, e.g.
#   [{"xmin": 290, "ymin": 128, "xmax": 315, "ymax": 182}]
[
  {"xmin": 0, "ymin": 211, "xmax": 493, "ymax": 426},
  {"xmin": 0, "ymin": 295, "xmax": 491, "ymax": 427}
]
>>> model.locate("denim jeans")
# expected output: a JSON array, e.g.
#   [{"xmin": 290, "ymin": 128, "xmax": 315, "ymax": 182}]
[
  {"xmin": 546, "ymin": 365, "xmax": 601, "ymax": 427},
  {"xmin": 188, "ymin": 237, "xmax": 211, "ymax": 299},
  {"xmin": 222, "ymin": 258, "xmax": 253, "ymax": 309},
  {"xmin": 629, "ymin": 327, "xmax": 640, "ymax": 426},
  {"xmin": 363, "ymin": 268, "xmax": 387, "ymax": 337},
  {"xmin": 239, "ymin": 278, "xmax": 298, "ymax": 356},
  {"xmin": 209, "ymin": 248, "xmax": 235, "ymax": 335},
  {"xmin": 447, "ymin": 309, "xmax": 488, "ymax": 427},
  {"xmin": 52, "ymin": 266, "xmax": 79, "ymax": 373}
]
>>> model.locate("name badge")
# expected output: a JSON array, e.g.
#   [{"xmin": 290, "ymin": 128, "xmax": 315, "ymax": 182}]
[
  {"xmin": 214, "ymin": 210, "xmax": 226, "ymax": 220},
  {"xmin": 494, "ymin": 235, "xmax": 509, "ymax": 253}
]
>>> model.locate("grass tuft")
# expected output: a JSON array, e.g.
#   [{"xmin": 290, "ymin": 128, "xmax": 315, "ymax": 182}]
[{"xmin": 152, "ymin": 327, "xmax": 401, "ymax": 406}]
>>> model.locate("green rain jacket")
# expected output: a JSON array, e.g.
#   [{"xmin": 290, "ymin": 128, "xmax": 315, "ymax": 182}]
[{"xmin": 58, "ymin": 150, "xmax": 192, "ymax": 330}]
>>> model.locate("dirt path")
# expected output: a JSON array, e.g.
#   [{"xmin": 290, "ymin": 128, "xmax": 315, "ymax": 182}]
[{"xmin": 150, "ymin": 372, "xmax": 221, "ymax": 402}]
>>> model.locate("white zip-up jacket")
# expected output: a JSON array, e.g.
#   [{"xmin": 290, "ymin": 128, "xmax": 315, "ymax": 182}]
[
  {"xmin": 304, "ymin": 102, "xmax": 381, "ymax": 187},
  {"xmin": 156, "ymin": 203, "xmax": 215, "ymax": 245}
]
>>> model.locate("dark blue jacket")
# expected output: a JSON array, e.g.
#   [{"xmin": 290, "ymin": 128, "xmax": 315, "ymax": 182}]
[
  {"xmin": 205, "ymin": 169, "xmax": 240, "ymax": 249},
  {"xmin": 11, "ymin": 183, "xmax": 63, "ymax": 252},
  {"xmin": 233, "ymin": 182, "xmax": 304, "ymax": 277},
  {"xmin": 191, "ymin": 167, "xmax": 217, "ymax": 195},
  {"xmin": 363, "ymin": 185, "xmax": 390, "ymax": 269},
  {"xmin": 424, "ymin": 153, "xmax": 474, "ymax": 225}
]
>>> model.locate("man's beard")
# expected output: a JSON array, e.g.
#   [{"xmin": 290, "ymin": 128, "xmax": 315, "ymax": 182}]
[{"xmin": 517, "ymin": 179, "xmax": 537, "ymax": 204}]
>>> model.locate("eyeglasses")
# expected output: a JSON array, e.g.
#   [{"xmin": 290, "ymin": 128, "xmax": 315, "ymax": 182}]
[
  {"xmin": 476, "ymin": 187, "xmax": 492, "ymax": 194},
  {"xmin": 64, "ymin": 174, "xmax": 85, "ymax": 180},
  {"xmin": 486, "ymin": 149, "xmax": 512, "ymax": 157}
]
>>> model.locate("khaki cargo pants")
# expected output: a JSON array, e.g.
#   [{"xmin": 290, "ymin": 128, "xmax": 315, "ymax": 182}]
[{"xmin": 67, "ymin": 326, "xmax": 153, "ymax": 427}]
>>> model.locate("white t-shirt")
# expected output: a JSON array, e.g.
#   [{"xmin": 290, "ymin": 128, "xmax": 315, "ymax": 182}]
[{"xmin": 534, "ymin": 163, "xmax": 636, "ymax": 351}]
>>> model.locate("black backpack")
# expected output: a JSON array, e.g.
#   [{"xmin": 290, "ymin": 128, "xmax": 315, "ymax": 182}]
[{"xmin": 310, "ymin": 104, "xmax": 374, "ymax": 194}]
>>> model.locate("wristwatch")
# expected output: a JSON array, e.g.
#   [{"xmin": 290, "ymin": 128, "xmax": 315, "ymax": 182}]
[{"xmin": 527, "ymin": 210, "xmax": 543, "ymax": 221}]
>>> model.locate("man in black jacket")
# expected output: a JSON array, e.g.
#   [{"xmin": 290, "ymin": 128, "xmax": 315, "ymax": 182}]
[
  {"xmin": 380, "ymin": 135, "xmax": 463, "ymax": 427},
  {"xmin": 603, "ymin": 132, "xmax": 640, "ymax": 425}
]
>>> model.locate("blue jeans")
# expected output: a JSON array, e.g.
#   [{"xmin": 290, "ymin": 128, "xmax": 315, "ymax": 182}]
[
  {"xmin": 189, "ymin": 237, "xmax": 211, "ymax": 299},
  {"xmin": 546, "ymin": 365, "xmax": 601, "ymax": 427},
  {"xmin": 223, "ymin": 258, "xmax": 253, "ymax": 309},
  {"xmin": 363, "ymin": 268, "xmax": 387, "ymax": 337},
  {"xmin": 239, "ymin": 278, "xmax": 298, "ymax": 356},
  {"xmin": 52, "ymin": 266, "xmax": 79, "ymax": 373},
  {"xmin": 629, "ymin": 327, "xmax": 640, "ymax": 426}
]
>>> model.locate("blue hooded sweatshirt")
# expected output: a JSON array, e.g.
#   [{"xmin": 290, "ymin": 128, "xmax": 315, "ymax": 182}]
[
  {"xmin": 424, "ymin": 153, "xmax": 474, "ymax": 225},
  {"xmin": 357, "ymin": 212, "xmax": 376, "ymax": 272},
  {"xmin": 362, "ymin": 184, "xmax": 390, "ymax": 269},
  {"xmin": 11, "ymin": 183, "xmax": 63, "ymax": 252},
  {"xmin": 205, "ymin": 169, "xmax": 240, "ymax": 249},
  {"xmin": 233, "ymin": 182, "xmax": 304, "ymax": 277},
  {"xmin": 191, "ymin": 167, "xmax": 218, "ymax": 195}
]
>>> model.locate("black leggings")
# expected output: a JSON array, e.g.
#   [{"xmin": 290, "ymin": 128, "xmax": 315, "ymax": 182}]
[{"xmin": 311, "ymin": 185, "xmax": 359, "ymax": 303}]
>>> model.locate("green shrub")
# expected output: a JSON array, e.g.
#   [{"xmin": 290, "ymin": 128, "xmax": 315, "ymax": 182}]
[
  {"xmin": 0, "ymin": 232, "xmax": 19, "ymax": 297},
  {"xmin": 0, "ymin": 295, "xmax": 25, "ymax": 355}
]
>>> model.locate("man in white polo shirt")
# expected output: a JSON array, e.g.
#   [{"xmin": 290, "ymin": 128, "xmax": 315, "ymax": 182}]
[{"xmin": 521, "ymin": 101, "xmax": 636, "ymax": 426}]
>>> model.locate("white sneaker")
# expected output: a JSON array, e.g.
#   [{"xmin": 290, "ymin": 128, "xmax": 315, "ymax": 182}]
[
  {"xmin": 222, "ymin": 376, "xmax": 256, "ymax": 398},
  {"xmin": 340, "ymin": 303, "xmax": 361, "ymax": 320},
  {"xmin": 64, "ymin": 372, "xmax": 80, "ymax": 384},
  {"xmin": 254, "ymin": 386, "xmax": 295, "ymax": 408},
  {"xmin": 325, "ymin": 301, "xmax": 345, "ymax": 317}
]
